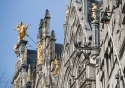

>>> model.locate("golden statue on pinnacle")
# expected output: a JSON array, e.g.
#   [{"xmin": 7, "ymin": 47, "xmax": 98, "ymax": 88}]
[{"xmin": 15, "ymin": 22, "xmax": 30, "ymax": 42}]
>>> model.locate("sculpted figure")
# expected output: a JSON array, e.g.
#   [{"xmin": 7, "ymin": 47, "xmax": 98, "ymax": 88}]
[
  {"xmin": 92, "ymin": 3, "xmax": 97, "ymax": 22},
  {"xmin": 37, "ymin": 42, "xmax": 42, "ymax": 64},
  {"xmin": 54, "ymin": 58, "xmax": 59, "ymax": 75},
  {"xmin": 15, "ymin": 22, "xmax": 30, "ymax": 42}
]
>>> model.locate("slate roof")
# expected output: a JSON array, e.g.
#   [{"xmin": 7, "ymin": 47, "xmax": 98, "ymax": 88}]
[
  {"xmin": 11, "ymin": 50, "xmax": 37, "ymax": 83},
  {"xmin": 55, "ymin": 43, "xmax": 63, "ymax": 55},
  {"xmin": 27, "ymin": 49, "xmax": 37, "ymax": 72},
  {"xmin": 26, "ymin": 43, "xmax": 62, "ymax": 70}
]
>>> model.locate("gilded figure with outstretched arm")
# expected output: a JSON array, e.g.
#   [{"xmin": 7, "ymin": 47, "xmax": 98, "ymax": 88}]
[{"xmin": 15, "ymin": 22, "xmax": 30, "ymax": 42}]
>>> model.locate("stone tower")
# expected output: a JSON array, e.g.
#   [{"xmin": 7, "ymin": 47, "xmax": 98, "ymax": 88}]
[
  {"xmin": 31, "ymin": 9, "xmax": 62, "ymax": 88},
  {"xmin": 11, "ymin": 40, "xmax": 37, "ymax": 88},
  {"xmin": 12, "ymin": 9, "xmax": 62, "ymax": 88}
]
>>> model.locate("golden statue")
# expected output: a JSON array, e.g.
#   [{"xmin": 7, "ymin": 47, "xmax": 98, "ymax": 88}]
[
  {"xmin": 15, "ymin": 22, "xmax": 30, "ymax": 42},
  {"xmin": 37, "ymin": 42, "xmax": 42, "ymax": 64},
  {"xmin": 92, "ymin": 3, "xmax": 98, "ymax": 22},
  {"xmin": 54, "ymin": 58, "xmax": 59, "ymax": 75},
  {"xmin": 65, "ymin": 5, "xmax": 69, "ymax": 21}
]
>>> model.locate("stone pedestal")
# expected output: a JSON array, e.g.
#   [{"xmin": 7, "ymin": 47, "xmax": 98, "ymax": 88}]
[
  {"xmin": 91, "ymin": 22, "xmax": 99, "ymax": 47},
  {"xmin": 90, "ymin": 22, "xmax": 99, "ymax": 62},
  {"xmin": 17, "ymin": 40, "xmax": 28, "ymax": 87}
]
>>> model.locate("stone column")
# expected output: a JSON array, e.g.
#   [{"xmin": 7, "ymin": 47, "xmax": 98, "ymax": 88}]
[
  {"xmin": 91, "ymin": 22, "xmax": 99, "ymax": 55},
  {"xmin": 91, "ymin": 22, "xmax": 99, "ymax": 46},
  {"xmin": 82, "ymin": 0, "xmax": 88, "ymax": 22}
]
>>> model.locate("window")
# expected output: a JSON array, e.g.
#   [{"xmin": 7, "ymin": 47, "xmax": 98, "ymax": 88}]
[
  {"xmin": 122, "ymin": 3, "xmax": 125, "ymax": 13},
  {"xmin": 122, "ymin": 16, "xmax": 125, "ymax": 25},
  {"xmin": 100, "ymin": 71, "xmax": 105, "ymax": 88}
]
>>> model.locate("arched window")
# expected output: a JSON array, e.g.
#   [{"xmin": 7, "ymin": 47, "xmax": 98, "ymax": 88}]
[{"xmin": 76, "ymin": 24, "xmax": 83, "ymax": 42}]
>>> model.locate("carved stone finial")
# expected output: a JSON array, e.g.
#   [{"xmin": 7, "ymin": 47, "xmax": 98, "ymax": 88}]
[
  {"xmin": 51, "ymin": 30, "xmax": 55, "ymax": 39},
  {"xmin": 45, "ymin": 9, "xmax": 50, "ymax": 18}
]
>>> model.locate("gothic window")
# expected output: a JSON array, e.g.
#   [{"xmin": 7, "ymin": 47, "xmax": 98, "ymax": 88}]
[
  {"xmin": 76, "ymin": 24, "xmax": 83, "ymax": 42},
  {"xmin": 70, "ymin": 33, "xmax": 75, "ymax": 55},
  {"xmin": 68, "ymin": 78, "xmax": 72, "ymax": 88},
  {"xmin": 108, "ymin": 40, "xmax": 114, "ymax": 75},
  {"xmin": 76, "ymin": 18, "xmax": 80, "ymax": 27},
  {"xmin": 71, "ymin": 7, "xmax": 76, "ymax": 20},
  {"xmin": 104, "ymin": 48, "xmax": 111, "ymax": 76},
  {"xmin": 65, "ymin": 43, "xmax": 69, "ymax": 62},
  {"xmin": 74, "ymin": 17, "xmax": 77, "ymax": 27},
  {"xmin": 77, "ymin": 66, "xmax": 82, "ymax": 87},
  {"xmin": 76, "ymin": 29, "xmax": 80, "ymax": 42},
  {"xmin": 100, "ymin": 71, "xmax": 105, "ymax": 88},
  {"xmin": 20, "ymin": 80, "xmax": 22, "ymax": 88},
  {"xmin": 80, "ymin": 27, "xmax": 83, "ymax": 41}
]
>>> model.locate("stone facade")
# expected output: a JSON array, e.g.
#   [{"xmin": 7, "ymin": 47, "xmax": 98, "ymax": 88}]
[
  {"xmin": 96, "ymin": 0, "xmax": 125, "ymax": 88},
  {"xmin": 12, "ymin": 0, "xmax": 125, "ymax": 88},
  {"xmin": 11, "ymin": 9, "xmax": 62, "ymax": 88},
  {"xmin": 56, "ymin": 0, "xmax": 99, "ymax": 88}
]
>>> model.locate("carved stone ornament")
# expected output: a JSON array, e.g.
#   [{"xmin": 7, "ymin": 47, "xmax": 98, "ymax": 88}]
[
  {"xmin": 54, "ymin": 58, "xmax": 59, "ymax": 75},
  {"xmin": 37, "ymin": 42, "xmax": 42, "ymax": 64}
]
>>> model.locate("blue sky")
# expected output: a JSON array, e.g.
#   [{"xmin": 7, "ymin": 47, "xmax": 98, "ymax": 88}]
[{"xmin": 0, "ymin": 0, "xmax": 69, "ymax": 87}]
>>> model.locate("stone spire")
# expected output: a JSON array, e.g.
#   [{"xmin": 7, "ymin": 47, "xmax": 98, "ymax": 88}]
[
  {"xmin": 44, "ymin": 9, "xmax": 51, "ymax": 37},
  {"xmin": 45, "ymin": 9, "xmax": 50, "ymax": 18},
  {"xmin": 51, "ymin": 30, "xmax": 56, "ymax": 39},
  {"xmin": 27, "ymin": 64, "xmax": 31, "ymax": 82}
]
